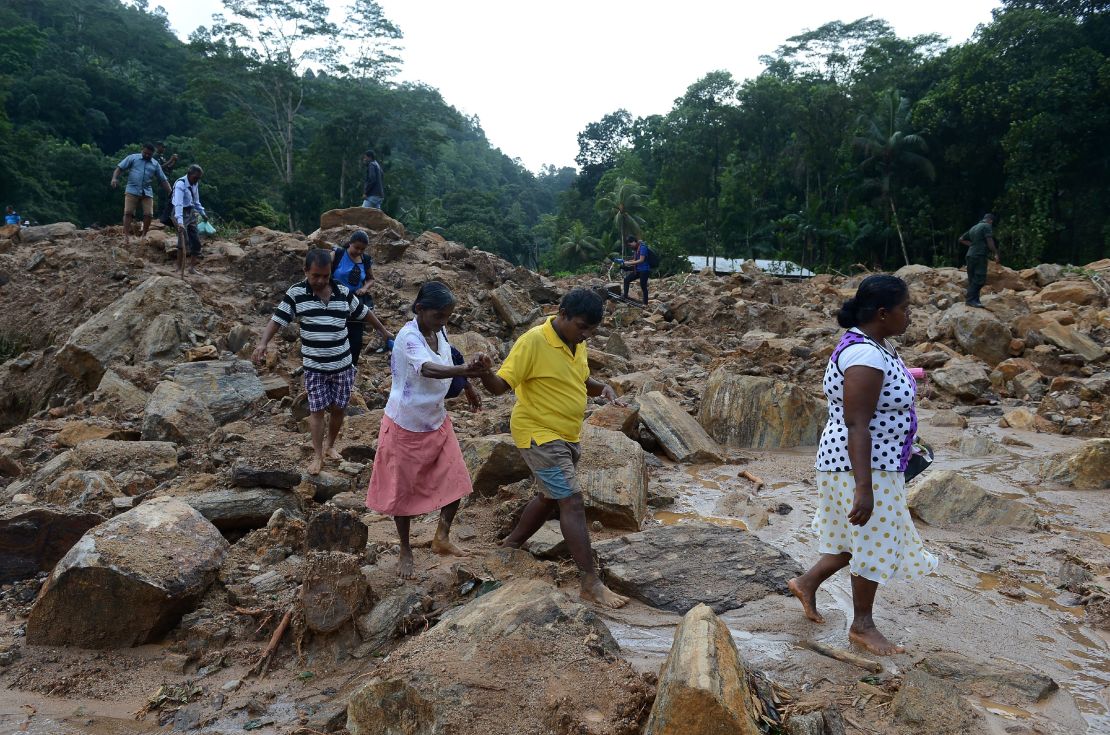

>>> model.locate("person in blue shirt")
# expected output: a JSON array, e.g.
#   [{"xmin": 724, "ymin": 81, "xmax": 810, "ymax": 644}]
[
  {"xmin": 110, "ymin": 143, "xmax": 171, "ymax": 246},
  {"xmin": 331, "ymin": 229, "xmax": 391, "ymax": 365},
  {"xmin": 620, "ymin": 235, "xmax": 651, "ymax": 304},
  {"xmin": 4, "ymin": 206, "xmax": 20, "ymax": 226}
]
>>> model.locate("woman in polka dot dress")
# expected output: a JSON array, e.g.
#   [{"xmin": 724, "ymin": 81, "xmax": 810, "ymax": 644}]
[{"xmin": 788, "ymin": 274, "xmax": 938, "ymax": 655}]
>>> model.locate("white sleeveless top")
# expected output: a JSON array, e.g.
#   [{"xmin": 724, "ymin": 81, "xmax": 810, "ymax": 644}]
[{"xmin": 815, "ymin": 329, "xmax": 916, "ymax": 472}]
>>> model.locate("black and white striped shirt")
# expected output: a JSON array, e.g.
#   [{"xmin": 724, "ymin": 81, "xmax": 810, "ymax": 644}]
[{"xmin": 271, "ymin": 279, "xmax": 370, "ymax": 373}]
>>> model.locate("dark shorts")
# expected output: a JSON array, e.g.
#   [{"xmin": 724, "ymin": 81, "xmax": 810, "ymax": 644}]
[
  {"xmin": 304, "ymin": 366, "xmax": 355, "ymax": 413},
  {"xmin": 177, "ymin": 209, "xmax": 202, "ymax": 257},
  {"xmin": 518, "ymin": 439, "xmax": 581, "ymax": 500}
]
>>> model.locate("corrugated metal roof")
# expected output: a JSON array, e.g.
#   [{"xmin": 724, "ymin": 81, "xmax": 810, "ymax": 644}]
[{"xmin": 685, "ymin": 256, "xmax": 815, "ymax": 277}]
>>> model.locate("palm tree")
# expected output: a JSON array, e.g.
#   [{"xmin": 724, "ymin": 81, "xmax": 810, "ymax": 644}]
[
  {"xmin": 594, "ymin": 177, "xmax": 646, "ymax": 259},
  {"xmin": 557, "ymin": 222, "xmax": 603, "ymax": 265},
  {"xmin": 854, "ymin": 90, "xmax": 935, "ymax": 266}
]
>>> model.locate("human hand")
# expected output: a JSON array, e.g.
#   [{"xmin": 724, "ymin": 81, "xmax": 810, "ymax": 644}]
[
  {"xmin": 251, "ymin": 343, "xmax": 267, "ymax": 365},
  {"xmin": 110, "ymin": 179, "xmax": 118, "ymax": 189},
  {"xmin": 847, "ymin": 488, "xmax": 874, "ymax": 526},
  {"xmin": 600, "ymin": 384, "xmax": 625, "ymax": 405}
]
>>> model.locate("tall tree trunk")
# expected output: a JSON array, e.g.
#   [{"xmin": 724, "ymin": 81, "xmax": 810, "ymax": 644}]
[{"xmin": 890, "ymin": 197, "xmax": 910, "ymax": 266}]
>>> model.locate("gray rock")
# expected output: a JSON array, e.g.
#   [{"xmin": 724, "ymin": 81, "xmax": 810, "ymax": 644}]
[
  {"xmin": 141, "ymin": 381, "xmax": 217, "ymax": 445},
  {"xmin": 168, "ymin": 359, "xmax": 265, "ymax": 424},
  {"xmin": 596, "ymin": 522, "xmax": 802, "ymax": 613},
  {"xmin": 0, "ymin": 505, "xmax": 104, "ymax": 583},
  {"xmin": 72, "ymin": 439, "xmax": 178, "ymax": 481},
  {"xmin": 355, "ymin": 586, "xmax": 427, "ymax": 652},
  {"xmin": 303, "ymin": 471, "xmax": 353, "ymax": 501},
  {"xmin": 26, "ymin": 497, "xmax": 228, "ymax": 648},
  {"xmin": 19, "ymin": 222, "xmax": 77, "ymax": 244},
  {"xmin": 181, "ymin": 487, "xmax": 301, "ymax": 531},
  {"xmin": 917, "ymin": 652, "xmax": 1058, "ymax": 704},
  {"xmin": 930, "ymin": 361, "xmax": 994, "ymax": 401},
  {"xmin": 231, "ymin": 460, "xmax": 303, "ymax": 489},
  {"xmin": 459, "ymin": 433, "xmax": 531, "ymax": 496},
  {"xmin": 945, "ymin": 304, "xmax": 1011, "ymax": 366},
  {"xmin": 578, "ymin": 424, "xmax": 648, "ymax": 531},
  {"xmin": 1033, "ymin": 263, "xmax": 1063, "ymax": 287},
  {"xmin": 908, "ymin": 471, "xmax": 1037, "ymax": 527},
  {"xmin": 488, "ymin": 283, "xmax": 540, "ymax": 327},
  {"xmin": 891, "ymin": 670, "xmax": 979, "ymax": 735},
  {"xmin": 638, "ymin": 391, "xmax": 725, "ymax": 463},
  {"xmin": 523, "ymin": 520, "xmax": 567, "ymax": 559},
  {"xmin": 306, "ymin": 507, "xmax": 368, "ymax": 553}
]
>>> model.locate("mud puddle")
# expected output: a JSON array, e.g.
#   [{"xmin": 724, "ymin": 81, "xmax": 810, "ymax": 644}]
[{"xmin": 631, "ymin": 418, "xmax": 1110, "ymax": 733}]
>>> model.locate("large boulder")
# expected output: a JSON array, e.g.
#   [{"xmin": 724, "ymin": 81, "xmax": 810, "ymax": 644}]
[
  {"xmin": 1032, "ymin": 279, "xmax": 1102, "ymax": 306},
  {"xmin": 638, "ymin": 391, "xmax": 725, "ymax": 463},
  {"xmin": 1036, "ymin": 321, "xmax": 1105, "ymax": 364},
  {"xmin": 92, "ymin": 370, "xmax": 150, "ymax": 418},
  {"xmin": 43, "ymin": 470, "xmax": 123, "ymax": 516},
  {"xmin": 26, "ymin": 497, "xmax": 228, "ymax": 648},
  {"xmin": 72, "ymin": 439, "xmax": 178, "ymax": 480},
  {"xmin": 168, "ymin": 359, "xmax": 266, "ymax": 424},
  {"xmin": 0, "ymin": 505, "xmax": 103, "ymax": 583},
  {"xmin": 346, "ymin": 579, "xmax": 642, "ymax": 735},
  {"xmin": 231, "ymin": 460, "xmax": 303, "ymax": 489},
  {"xmin": 698, "ymin": 370, "xmax": 826, "ymax": 449},
  {"xmin": 578, "ymin": 424, "xmax": 648, "ymax": 530},
  {"xmin": 58, "ymin": 276, "xmax": 212, "ymax": 388},
  {"xmin": 141, "ymin": 381, "xmax": 217, "ymax": 445},
  {"xmin": 916, "ymin": 652, "xmax": 1057, "ymax": 705},
  {"xmin": 318, "ymin": 207, "xmax": 407, "ymax": 238},
  {"xmin": 488, "ymin": 283, "xmax": 541, "ymax": 327},
  {"xmin": 179, "ymin": 487, "xmax": 302, "ymax": 531},
  {"xmin": 19, "ymin": 221, "xmax": 77, "ymax": 244},
  {"xmin": 596, "ymin": 522, "xmax": 801, "ymax": 613},
  {"xmin": 929, "ymin": 361, "xmax": 993, "ymax": 401},
  {"xmin": 300, "ymin": 550, "xmax": 368, "ymax": 633},
  {"xmin": 459, "ymin": 434, "xmax": 531, "ymax": 495},
  {"xmin": 944, "ymin": 304, "xmax": 1011, "ymax": 366},
  {"xmin": 908, "ymin": 471, "xmax": 1037, "ymax": 527},
  {"xmin": 644, "ymin": 603, "xmax": 761, "ymax": 735},
  {"xmin": 1039, "ymin": 439, "xmax": 1110, "ymax": 490}
]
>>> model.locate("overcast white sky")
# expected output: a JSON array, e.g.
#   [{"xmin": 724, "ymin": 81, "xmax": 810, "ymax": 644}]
[{"xmin": 157, "ymin": 0, "xmax": 1002, "ymax": 172}]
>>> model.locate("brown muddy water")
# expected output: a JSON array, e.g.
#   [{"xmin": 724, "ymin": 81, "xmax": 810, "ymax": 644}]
[{"xmin": 599, "ymin": 410, "xmax": 1110, "ymax": 735}]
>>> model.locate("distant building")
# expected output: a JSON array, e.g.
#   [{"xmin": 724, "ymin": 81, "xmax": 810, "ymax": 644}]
[{"xmin": 686, "ymin": 256, "xmax": 815, "ymax": 278}]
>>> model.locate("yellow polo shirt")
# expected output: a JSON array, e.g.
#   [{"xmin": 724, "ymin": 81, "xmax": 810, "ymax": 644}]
[{"xmin": 497, "ymin": 316, "xmax": 590, "ymax": 448}]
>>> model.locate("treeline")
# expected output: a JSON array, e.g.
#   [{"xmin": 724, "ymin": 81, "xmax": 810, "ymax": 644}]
[
  {"xmin": 0, "ymin": 0, "xmax": 567, "ymax": 265},
  {"xmin": 1, "ymin": 1, "xmax": 1106, "ymax": 275},
  {"xmin": 547, "ymin": 1, "xmax": 1110, "ymax": 274}
]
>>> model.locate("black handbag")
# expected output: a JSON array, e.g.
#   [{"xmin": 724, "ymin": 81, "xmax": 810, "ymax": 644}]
[{"xmin": 444, "ymin": 330, "xmax": 467, "ymax": 399}]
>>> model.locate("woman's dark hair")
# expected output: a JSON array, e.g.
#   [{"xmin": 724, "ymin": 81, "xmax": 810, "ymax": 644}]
[
  {"xmin": 836, "ymin": 274, "xmax": 909, "ymax": 328},
  {"xmin": 625, "ymin": 234, "xmax": 639, "ymax": 244},
  {"xmin": 412, "ymin": 280, "xmax": 456, "ymax": 313},
  {"xmin": 348, "ymin": 229, "xmax": 369, "ymax": 244},
  {"xmin": 559, "ymin": 288, "xmax": 604, "ymax": 325}
]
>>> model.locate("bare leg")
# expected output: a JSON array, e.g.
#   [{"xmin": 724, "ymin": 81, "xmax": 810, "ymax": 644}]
[
  {"xmin": 140, "ymin": 214, "xmax": 152, "ymax": 241},
  {"xmin": 847, "ymin": 574, "xmax": 905, "ymax": 655},
  {"xmin": 122, "ymin": 213, "xmax": 133, "ymax": 247},
  {"xmin": 394, "ymin": 516, "xmax": 414, "ymax": 579},
  {"xmin": 788, "ymin": 552, "xmax": 851, "ymax": 624},
  {"xmin": 431, "ymin": 499, "xmax": 469, "ymax": 557},
  {"xmin": 307, "ymin": 410, "xmax": 325, "ymax": 474},
  {"xmin": 501, "ymin": 493, "xmax": 556, "ymax": 548},
  {"xmin": 557, "ymin": 494, "xmax": 627, "ymax": 609},
  {"xmin": 176, "ymin": 229, "xmax": 185, "ymax": 276},
  {"xmin": 323, "ymin": 406, "xmax": 344, "ymax": 460}
]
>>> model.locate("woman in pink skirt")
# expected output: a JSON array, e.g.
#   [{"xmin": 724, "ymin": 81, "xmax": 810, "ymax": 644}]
[{"xmin": 366, "ymin": 281, "xmax": 489, "ymax": 578}]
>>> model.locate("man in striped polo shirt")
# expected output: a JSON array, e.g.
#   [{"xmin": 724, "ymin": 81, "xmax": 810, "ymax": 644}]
[{"xmin": 252, "ymin": 249, "xmax": 393, "ymax": 475}]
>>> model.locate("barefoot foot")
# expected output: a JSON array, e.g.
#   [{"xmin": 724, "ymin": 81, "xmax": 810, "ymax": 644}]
[
  {"xmin": 498, "ymin": 538, "xmax": 523, "ymax": 549},
  {"xmin": 397, "ymin": 547, "xmax": 415, "ymax": 579},
  {"xmin": 324, "ymin": 445, "xmax": 342, "ymax": 461},
  {"xmin": 431, "ymin": 535, "xmax": 470, "ymax": 557},
  {"xmin": 849, "ymin": 623, "xmax": 905, "ymax": 656},
  {"xmin": 580, "ymin": 577, "xmax": 628, "ymax": 609},
  {"xmin": 306, "ymin": 456, "xmax": 323, "ymax": 475},
  {"xmin": 788, "ymin": 577, "xmax": 826, "ymax": 624}
]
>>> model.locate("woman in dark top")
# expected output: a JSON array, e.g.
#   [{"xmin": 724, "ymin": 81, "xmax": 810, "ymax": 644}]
[{"xmin": 332, "ymin": 230, "xmax": 379, "ymax": 365}]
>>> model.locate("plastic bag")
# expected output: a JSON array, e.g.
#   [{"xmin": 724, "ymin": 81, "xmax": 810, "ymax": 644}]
[{"xmin": 197, "ymin": 220, "xmax": 216, "ymax": 236}]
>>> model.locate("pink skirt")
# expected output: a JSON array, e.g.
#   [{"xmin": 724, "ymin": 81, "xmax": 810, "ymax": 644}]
[{"xmin": 365, "ymin": 414, "xmax": 472, "ymax": 516}]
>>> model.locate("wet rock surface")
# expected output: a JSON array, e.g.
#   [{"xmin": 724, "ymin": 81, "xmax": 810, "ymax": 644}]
[
  {"xmin": 908, "ymin": 470, "xmax": 1038, "ymax": 527},
  {"xmin": 596, "ymin": 522, "xmax": 802, "ymax": 613}
]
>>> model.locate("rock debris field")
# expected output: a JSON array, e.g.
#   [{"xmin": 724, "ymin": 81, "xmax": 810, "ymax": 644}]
[{"xmin": 0, "ymin": 209, "xmax": 1108, "ymax": 735}]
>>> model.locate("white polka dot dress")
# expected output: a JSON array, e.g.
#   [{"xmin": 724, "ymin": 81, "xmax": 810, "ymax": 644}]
[{"xmin": 812, "ymin": 469, "xmax": 937, "ymax": 583}]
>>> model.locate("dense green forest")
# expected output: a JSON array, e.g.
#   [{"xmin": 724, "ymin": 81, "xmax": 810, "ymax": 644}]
[{"xmin": 0, "ymin": 0, "xmax": 1106, "ymax": 274}]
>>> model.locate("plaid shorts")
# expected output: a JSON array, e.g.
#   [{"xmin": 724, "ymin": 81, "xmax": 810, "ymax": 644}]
[{"xmin": 304, "ymin": 367, "xmax": 355, "ymax": 413}]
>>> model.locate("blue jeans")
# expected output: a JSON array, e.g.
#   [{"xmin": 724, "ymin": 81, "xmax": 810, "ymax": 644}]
[{"xmin": 362, "ymin": 196, "xmax": 383, "ymax": 209}]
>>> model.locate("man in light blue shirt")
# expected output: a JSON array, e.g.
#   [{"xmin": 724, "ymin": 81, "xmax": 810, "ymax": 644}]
[
  {"xmin": 110, "ymin": 143, "xmax": 171, "ymax": 246},
  {"xmin": 172, "ymin": 164, "xmax": 207, "ymax": 277}
]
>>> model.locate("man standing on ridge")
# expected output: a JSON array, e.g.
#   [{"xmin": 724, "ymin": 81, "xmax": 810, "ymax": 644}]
[
  {"xmin": 958, "ymin": 213, "xmax": 999, "ymax": 308},
  {"xmin": 362, "ymin": 150, "xmax": 384, "ymax": 209},
  {"xmin": 111, "ymin": 143, "xmax": 171, "ymax": 246}
]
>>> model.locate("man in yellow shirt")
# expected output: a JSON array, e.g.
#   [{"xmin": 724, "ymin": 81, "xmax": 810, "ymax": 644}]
[{"xmin": 476, "ymin": 289, "xmax": 628, "ymax": 608}]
